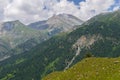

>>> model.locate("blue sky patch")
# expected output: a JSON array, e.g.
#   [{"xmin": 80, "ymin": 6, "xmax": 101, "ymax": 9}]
[{"xmin": 67, "ymin": 0, "xmax": 85, "ymax": 5}]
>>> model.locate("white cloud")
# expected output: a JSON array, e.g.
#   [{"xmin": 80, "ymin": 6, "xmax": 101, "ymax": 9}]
[
  {"xmin": 113, "ymin": 6, "xmax": 120, "ymax": 11},
  {"xmin": 4, "ymin": 0, "xmax": 46, "ymax": 24},
  {"xmin": 113, "ymin": 0, "xmax": 120, "ymax": 11},
  {"xmin": 0, "ymin": 0, "xmax": 116, "ymax": 24},
  {"xmin": 77, "ymin": 0, "xmax": 115, "ymax": 20},
  {"xmin": 0, "ymin": 0, "xmax": 10, "ymax": 20}
]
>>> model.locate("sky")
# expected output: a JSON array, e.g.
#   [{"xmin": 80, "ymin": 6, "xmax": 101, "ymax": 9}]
[{"xmin": 0, "ymin": 0, "xmax": 120, "ymax": 24}]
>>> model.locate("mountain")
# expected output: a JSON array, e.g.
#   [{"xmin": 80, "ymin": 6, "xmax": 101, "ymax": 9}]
[
  {"xmin": 0, "ymin": 20, "xmax": 45, "ymax": 47},
  {"xmin": 43, "ymin": 57, "xmax": 120, "ymax": 80},
  {"xmin": 85, "ymin": 10, "xmax": 120, "ymax": 25},
  {"xmin": 0, "ymin": 10, "xmax": 120, "ymax": 80},
  {"xmin": 0, "ymin": 14, "xmax": 83, "ymax": 61},
  {"xmin": 28, "ymin": 14, "xmax": 84, "ymax": 36},
  {"xmin": 0, "ymin": 20, "xmax": 49, "ymax": 61}
]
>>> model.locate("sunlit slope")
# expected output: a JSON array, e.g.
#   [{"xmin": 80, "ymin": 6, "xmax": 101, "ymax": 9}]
[{"xmin": 43, "ymin": 57, "xmax": 120, "ymax": 80}]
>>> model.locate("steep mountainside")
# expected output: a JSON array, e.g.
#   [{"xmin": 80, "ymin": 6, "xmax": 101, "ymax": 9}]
[
  {"xmin": 0, "ymin": 10, "xmax": 120, "ymax": 80},
  {"xmin": 0, "ymin": 20, "xmax": 48, "ymax": 47},
  {"xmin": 28, "ymin": 14, "xmax": 83, "ymax": 36},
  {"xmin": 0, "ymin": 20, "xmax": 48, "ymax": 61},
  {"xmin": 43, "ymin": 57, "xmax": 120, "ymax": 80},
  {"xmin": 0, "ymin": 14, "xmax": 83, "ymax": 61},
  {"xmin": 85, "ymin": 10, "xmax": 120, "ymax": 25}
]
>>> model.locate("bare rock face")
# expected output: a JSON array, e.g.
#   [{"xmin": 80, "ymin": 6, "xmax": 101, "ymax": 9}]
[
  {"xmin": 47, "ymin": 14, "xmax": 84, "ymax": 32},
  {"xmin": 65, "ymin": 34, "xmax": 103, "ymax": 69},
  {"xmin": 73, "ymin": 34, "xmax": 103, "ymax": 49},
  {"xmin": 29, "ymin": 14, "xmax": 84, "ymax": 36}
]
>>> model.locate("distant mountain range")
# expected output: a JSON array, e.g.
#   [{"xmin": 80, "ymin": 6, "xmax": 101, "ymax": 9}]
[
  {"xmin": 0, "ymin": 20, "xmax": 46, "ymax": 61},
  {"xmin": 28, "ymin": 14, "xmax": 83, "ymax": 36},
  {"xmin": 0, "ymin": 10, "xmax": 120, "ymax": 80},
  {"xmin": 0, "ymin": 14, "xmax": 83, "ymax": 61}
]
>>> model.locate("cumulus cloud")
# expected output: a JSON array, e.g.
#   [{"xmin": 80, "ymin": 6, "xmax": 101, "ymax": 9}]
[
  {"xmin": 77, "ymin": 0, "xmax": 115, "ymax": 20},
  {"xmin": 113, "ymin": 6, "xmax": 120, "ymax": 11},
  {"xmin": 0, "ymin": 0, "xmax": 117, "ymax": 24},
  {"xmin": 113, "ymin": 0, "xmax": 120, "ymax": 11},
  {"xmin": 0, "ymin": 0, "xmax": 10, "ymax": 20}
]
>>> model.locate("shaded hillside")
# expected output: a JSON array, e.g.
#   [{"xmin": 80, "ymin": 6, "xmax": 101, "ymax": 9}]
[
  {"xmin": 43, "ymin": 57, "xmax": 120, "ymax": 80},
  {"xmin": 0, "ymin": 14, "xmax": 83, "ymax": 61},
  {"xmin": 0, "ymin": 10, "xmax": 120, "ymax": 80},
  {"xmin": 0, "ymin": 20, "xmax": 48, "ymax": 61}
]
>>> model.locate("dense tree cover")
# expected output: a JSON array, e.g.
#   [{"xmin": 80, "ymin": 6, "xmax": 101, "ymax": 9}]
[{"xmin": 0, "ymin": 10, "xmax": 120, "ymax": 80}]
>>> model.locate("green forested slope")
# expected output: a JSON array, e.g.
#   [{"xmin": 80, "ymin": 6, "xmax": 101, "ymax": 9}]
[
  {"xmin": 0, "ymin": 10, "xmax": 120, "ymax": 80},
  {"xmin": 0, "ymin": 20, "xmax": 49, "ymax": 61}
]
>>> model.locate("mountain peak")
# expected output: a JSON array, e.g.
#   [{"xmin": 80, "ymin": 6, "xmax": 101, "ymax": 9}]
[
  {"xmin": 29, "ymin": 13, "xmax": 84, "ymax": 33},
  {"xmin": 49, "ymin": 13, "xmax": 83, "ymax": 22},
  {"xmin": 47, "ymin": 13, "xmax": 83, "ymax": 24},
  {"xmin": 5, "ymin": 20, "xmax": 23, "ymax": 24},
  {"xmin": 46, "ymin": 13, "xmax": 84, "ymax": 32},
  {"xmin": 2, "ymin": 20, "xmax": 24, "ymax": 27},
  {"xmin": 57, "ymin": 13, "xmax": 73, "ymax": 17},
  {"xmin": 14, "ymin": 20, "xmax": 22, "ymax": 23},
  {"xmin": 0, "ymin": 20, "xmax": 25, "ymax": 32}
]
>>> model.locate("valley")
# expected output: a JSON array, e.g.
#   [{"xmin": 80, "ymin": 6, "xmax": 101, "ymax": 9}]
[
  {"xmin": 0, "ymin": 14, "xmax": 83, "ymax": 61},
  {"xmin": 0, "ymin": 10, "xmax": 120, "ymax": 80}
]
